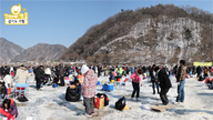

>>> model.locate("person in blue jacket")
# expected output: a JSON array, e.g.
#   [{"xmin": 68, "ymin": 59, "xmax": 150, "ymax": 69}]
[
  {"xmin": 109, "ymin": 69, "xmax": 115, "ymax": 82},
  {"xmin": 131, "ymin": 67, "xmax": 135, "ymax": 75}
]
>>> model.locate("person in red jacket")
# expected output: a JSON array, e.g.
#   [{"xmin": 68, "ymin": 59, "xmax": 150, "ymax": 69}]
[
  {"xmin": 0, "ymin": 99, "xmax": 18, "ymax": 120},
  {"xmin": 81, "ymin": 64, "xmax": 98, "ymax": 117}
]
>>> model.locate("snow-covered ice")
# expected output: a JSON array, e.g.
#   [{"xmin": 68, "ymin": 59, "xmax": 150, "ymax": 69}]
[{"xmin": 0, "ymin": 75, "xmax": 212, "ymax": 120}]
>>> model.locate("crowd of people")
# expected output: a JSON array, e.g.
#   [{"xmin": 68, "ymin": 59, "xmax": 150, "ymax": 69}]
[{"xmin": 0, "ymin": 60, "xmax": 212, "ymax": 118}]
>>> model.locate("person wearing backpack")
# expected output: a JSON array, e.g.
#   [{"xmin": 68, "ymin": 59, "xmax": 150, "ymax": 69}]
[
  {"xmin": 130, "ymin": 69, "xmax": 143, "ymax": 101},
  {"xmin": 155, "ymin": 66, "xmax": 172, "ymax": 105},
  {"xmin": 81, "ymin": 64, "xmax": 98, "ymax": 117}
]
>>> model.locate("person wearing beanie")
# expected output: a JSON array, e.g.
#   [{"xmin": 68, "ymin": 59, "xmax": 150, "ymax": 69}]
[
  {"xmin": 81, "ymin": 64, "xmax": 98, "ymax": 117},
  {"xmin": 176, "ymin": 60, "xmax": 186, "ymax": 103}
]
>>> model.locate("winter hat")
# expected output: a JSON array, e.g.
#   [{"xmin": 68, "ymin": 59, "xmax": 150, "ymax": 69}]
[{"xmin": 81, "ymin": 64, "xmax": 89, "ymax": 74}]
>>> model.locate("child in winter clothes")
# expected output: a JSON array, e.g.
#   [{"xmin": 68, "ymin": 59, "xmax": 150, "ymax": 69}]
[
  {"xmin": 131, "ymin": 69, "xmax": 143, "ymax": 101},
  {"xmin": 0, "ymin": 99, "xmax": 18, "ymax": 120}
]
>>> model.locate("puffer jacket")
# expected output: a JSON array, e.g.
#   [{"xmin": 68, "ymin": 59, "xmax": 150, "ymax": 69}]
[
  {"xmin": 81, "ymin": 69, "xmax": 97, "ymax": 98},
  {"xmin": 65, "ymin": 87, "xmax": 80, "ymax": 102},
  {"xmin": 0, "ymin": 99, "xmax": 18, "ymax": 117},
  {"xmin": 131, "ymin": 72, "xmax": 141, "ymax": 83},
  {"xmin": 3, "ymin": 74, "xmax": 13, "ymax": 88}
]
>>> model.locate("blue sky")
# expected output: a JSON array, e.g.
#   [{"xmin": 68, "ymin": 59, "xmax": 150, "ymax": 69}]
[{"xmin": 1, "ymin": 0, "xmax": 213, "ymax": 49}]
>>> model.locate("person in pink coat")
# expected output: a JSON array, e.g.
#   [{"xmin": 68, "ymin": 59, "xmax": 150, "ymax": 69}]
[
  {"xmin": 131, "ymin": 69, "xmax": 143, "ymax": 101},
  {"xmin": 81, "ymin": 64, "xmax": 98, "ymax": 117}
]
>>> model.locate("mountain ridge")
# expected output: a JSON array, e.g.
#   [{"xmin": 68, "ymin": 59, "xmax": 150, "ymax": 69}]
[
  {"xmin": 0, "ymin": 38, "xmax": 67, "ymax": 63},
  {"xmin": 60, "ymin": 4, "xmax": 213, "ymax": 65},
  {"xmin": 12, "ymin": 43, "xmax": 67, "ymax": 62},
  {"xmin": 0, "ymin": 38, "xmax": 24, "ymax": 63}
]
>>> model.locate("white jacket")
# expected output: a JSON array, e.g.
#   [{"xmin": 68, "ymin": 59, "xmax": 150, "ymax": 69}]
[
  {"xmin": 3, "ymin": 74, "xmax": 13, "ymax": 88},
  {"xmin": 14, "ymin": 67, "xmax": 30, "ymax": 84},
  {"xmin": 45, "ymin": 68, "xmax": 51, "ymax": 75}
]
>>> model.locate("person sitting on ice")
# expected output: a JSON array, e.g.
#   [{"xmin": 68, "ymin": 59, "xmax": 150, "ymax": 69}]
[
  {"xmin": 0, "ymin": 99, "xmax": 18, "ymax": 120},
  {"xmin": 65, "ymin": 82, "xmax": 80, "ymax": 102},
  {"xmin": 0, "ymin": 81, "xmax": 7, "ymax": 100},
  {"xmin": 75, "ymin": 80, "xmax": 83, "ymax": 100}
]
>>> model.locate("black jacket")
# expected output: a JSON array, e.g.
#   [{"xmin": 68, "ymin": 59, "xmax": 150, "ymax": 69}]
[
  {"xmin": 197, "ymin": 66, "xmax": 202, "ymax": 75},
  {"xmin": 65, "ymin": 87, "xmax": 80, "ymax": 102},
  {"xmin": 158, "ymin": 69, "xmax": 172, "ymax": 89},
  {"xmin": 150, "ymin": 69, "xmax": 157, "ymax": 81},
  {"xmin": 34, "ymin": 67, "xmax": 44, "ymax": 80}
]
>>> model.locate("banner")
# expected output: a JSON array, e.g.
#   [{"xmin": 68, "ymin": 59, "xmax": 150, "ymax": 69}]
[{"xmin": 193, "ymin": 62, "xmax": 212, "ymax": 67}]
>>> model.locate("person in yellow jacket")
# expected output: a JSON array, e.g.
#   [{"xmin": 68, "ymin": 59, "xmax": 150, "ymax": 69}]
[{"xmin": 119, "ymin": 67, "xmax": 123, "ymax": 76}]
